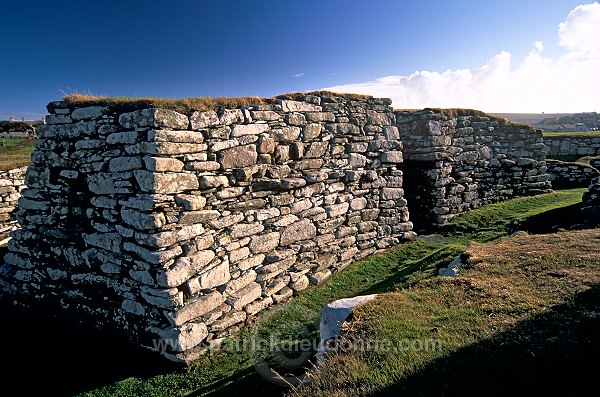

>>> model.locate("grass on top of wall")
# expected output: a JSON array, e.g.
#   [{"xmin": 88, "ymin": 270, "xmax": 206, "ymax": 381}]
[
  {"xmin": 0, "ymin": 138, "xmax": 34, "ymax": 171},
  {"xmin": 543, "ymin": 130, "xmax": 600, "ymax": 138},
  {"xmin": 61, "ymin": 91, "xmax": 374, "ymax": 114}
]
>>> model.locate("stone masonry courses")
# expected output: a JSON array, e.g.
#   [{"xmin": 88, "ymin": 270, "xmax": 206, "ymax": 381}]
[
  {"xmin": 0, "ymin": 92, "xmax": 414, "ymax": 362},
  {"xmin": 0, "ymin": 92, "xmax": 556, "ymax": 363}
]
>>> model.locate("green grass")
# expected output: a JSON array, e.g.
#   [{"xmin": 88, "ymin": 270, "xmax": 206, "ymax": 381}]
[
  {"xmin": 543, "ymin": 130, "xmax": 600, "ymax": 138},
  {"xmin": 0, "ymin": 138, "xmax": 34, "ymax": 171},
  {"xmin": 77, "ymin": 188, "xmax": 588, "ymax": 396},
  {"xmin": 440, "ymin": 188, "xmax": 586, "ymax": 242},
  {"xmin": 293, "ymin": 228, "xmax": 600, "ymax": 396}
]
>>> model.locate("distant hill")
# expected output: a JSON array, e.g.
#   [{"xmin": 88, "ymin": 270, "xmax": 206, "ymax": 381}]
[{"xmin": 492, "ymin": 112, "xmax": 600, "ymax": 132}]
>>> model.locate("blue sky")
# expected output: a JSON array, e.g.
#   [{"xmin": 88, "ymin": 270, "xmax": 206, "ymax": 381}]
[{"xmin": 1, "ymin": 0, "xmax": 597, "ymax": 119}]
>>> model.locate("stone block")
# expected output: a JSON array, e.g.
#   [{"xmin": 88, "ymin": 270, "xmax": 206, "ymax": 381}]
[{"xmin": 119, "ymin": 108, "xmax": 189, "ymax": 129}]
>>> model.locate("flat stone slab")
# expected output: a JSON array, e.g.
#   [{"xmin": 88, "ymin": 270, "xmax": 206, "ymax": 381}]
[{"xmin": 318, "ymin": 294, "xmax": 378, "ymax": 360}]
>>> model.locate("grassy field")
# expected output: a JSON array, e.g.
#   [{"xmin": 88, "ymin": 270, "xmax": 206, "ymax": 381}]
[
  {"xmin": 0, "ymin": 138, "xmax": 34, "ymax": 171},
  {"xmin": 294, "ymin": 229, "xmax": 600, "ymax": 396},
  {"xmin": 543, "ymin": 130, "xmax": 600, "ymax": 138}
]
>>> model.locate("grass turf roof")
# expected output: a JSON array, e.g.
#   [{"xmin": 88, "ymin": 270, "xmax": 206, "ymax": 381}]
[{"xmin": 60, "ymin": 91, "xmax": 375, "ymax": 114}]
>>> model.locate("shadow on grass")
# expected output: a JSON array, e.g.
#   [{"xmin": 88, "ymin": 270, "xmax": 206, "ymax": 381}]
[
  {"xmin": 518, "ymin": 202, "xmax": 586, "ymax": 233},
  {"xmin": 360, "ymin": 244, "xmax": 466, "ymax": 295},
  {"xmin": 367, "ymin": 284, "xmax": 600, "ymax": 397},
  {"xmin": 0, "ymin": 302, "xmax": 180, "ymax": 396}
]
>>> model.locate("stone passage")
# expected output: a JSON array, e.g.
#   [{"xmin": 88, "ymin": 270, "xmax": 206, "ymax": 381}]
[
  {"xmin": 0, "ymin": 167, "xmax": 26, "ymax": 241},
  {"xmin": 0, "ymin": 92, "xmax": 413, "ymax": 362},
  {"xmin": 396, "ymin": 110, "xmax": 551, "ymax": 229}
]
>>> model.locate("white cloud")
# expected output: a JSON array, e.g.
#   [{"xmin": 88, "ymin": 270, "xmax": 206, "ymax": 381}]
[
  {"xmin": 533, "ymin": 40, "xmax": 544, "ymax": 52},
  {"xmin": 559, "ymin": 3, "xmax": 600, "ymax": 56},
  {"xmin": 292, "ymin": 72, "xmax": 304, "ymax": 78},
  {"xmin": 324, "ymin": 3, "xmax": 600, "ymax": 112}
]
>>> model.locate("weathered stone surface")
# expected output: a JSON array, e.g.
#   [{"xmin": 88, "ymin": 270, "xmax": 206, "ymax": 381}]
[
  {"xmin": 141, "ymin": 142, "xmax": 207, "ymax": 155},
  {"xmin": 227, "ymin": 282, "xmax": 261, "ymax": 310},
  {"xmin": 280, "ymin": 219, "xmax": 316, "ymax": 245},
  {"xmin": 224, "ymin": 270, "xmax": 257, "ymax": 294},
  {"xmin": 134, "ymin": 170, "xmax": 198, "ymax": 194},
  {"xmin": 143, "ymin": 156, "xmax": 184, "ymax": 172},
  {"xmin": 310, "ymin": 269, "xmax": 332, "ymax": 286},
  {"xmin": 257, "ymin": 136, "xmax": 276, "ymax": 154},
  {"xmin": 305, "ymin": 112, "xmax": 335, "ymax": 122},
  {"xmin": 72, "ymin": 106, "xmax": 105, "ymax": 120},
  {"xmin": 199, "ymin": 261, "xmax": 231, "ymax": 289},
  {"xmin": 220, "ymin": 145, "xmax": 258, "ymax": 169},
  {"xmin": 219, "ymin": 109, "xmax": 244, "ymax": 125},
  {"xmin": 109, "ymin": 156, "xmax": 143, "ymax": 172},
  {"xmin": 198, "ymin": 175, "xmax": 229, "ymax": 189},
  {"xmin": 175, "ymin": 194, "xmax": 206, "ymax": 210},
  {"xmin": 167, "ymin": 292, "xmax": 225, "ymax": 326},
  {"xmin": 381, "ymin": 188, "xmax": 404, "ymax": 200},
  {"xmin": 135, "ymin": 224, "xmax": 205, "ymax": 248},
  {"xmin": 149, "ymin": 129, "xmax": 204, "ymax": 143},
  {"xmin": 158, "ymin": 250, "xmax": 216, "ymax": 287},
  {"xmin": 230, "ymin": 222, "xmax": 264, "ymax": 239},
  {"xmin": 231, "ymin": 124, "xmax": 269, "ymax": 137},
  {"xmin": 249, "ymin": 232, "xmax": 280, "ymax": 254},
  {"xmin": 304, "ymin": 141, "xmax": 328, "ymax": 158},
  {"xmin": 280, "ymin": 100, "xmax": 322, "ymax": 112},
  {"xmin": 151, "ymin": 323, "xmax": 209, "ymax": 352},
  {"xmin": 179, "ymin": 210, "xmax": 220, "ymax": 224},
  {"xmin": 289, "ymin": 272, "xmax": 310, "ymax": 291},
  {"xmin": 124, "ymin": 242, "xmax": 183, "ymax": 265},
  {"xmin": 120, "ymin": 108, "xmax": 189, "ymax": 129},
  {"xmin": 380, "ymin": 151, "xmax": 403, "ymax": 163},
  {"xmin": 271, "ymin": 126, "xmax": 301, "ymax": 142},
  {"xmin": 121, "ymin": 208, "xmax": 166, "ymax": 230},
  {"xmin": 251, "ymin": 110, "xmax": 281, "ymax": 121},
  {"xmin": 190, "ymin": 110, "xmax": 219, "ymax": 129}
]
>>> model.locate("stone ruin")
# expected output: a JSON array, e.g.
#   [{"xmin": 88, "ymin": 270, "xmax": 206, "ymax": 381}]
[
  {"xmin": 396, "ymin": 110, "xmax": 551, "ymax": 229},
  {"xmin": 0, "ymin": 92, "xmax": 551, "ymax": 362}
]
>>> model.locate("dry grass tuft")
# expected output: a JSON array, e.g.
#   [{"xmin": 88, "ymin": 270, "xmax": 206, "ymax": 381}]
[{"xmin": 61, "ymin": 91, "xmax": 376, "ymax": 114}]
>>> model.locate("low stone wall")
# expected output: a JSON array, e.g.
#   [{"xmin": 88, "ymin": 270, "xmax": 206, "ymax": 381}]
[
  {"xmin": 543, "ymin": 136, "xmax": 600, "ymax": 157},
  {"xmin": 396, "ymin": 110, "xmax": 551, "ymax": 228},
  {"xmin": 0, "ymin": 92, "xmax": 413, "ymax": 362},
  {"xmin": 546, "ymin": 160, "xmax": 600, "ymax": 189},
  {"xmin": 0, "ymin": 131, "xmax": 35, "ymax": 139},
  {"xmin": 0, "ymin": 167, "xmax": 26, "ymax": 241}
]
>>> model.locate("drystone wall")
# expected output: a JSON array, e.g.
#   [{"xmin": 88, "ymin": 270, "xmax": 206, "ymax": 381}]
[
  {"xmin": 583, "ymin": 183, "xmax": 600, "ymax": 225},
  {"xmin": 543, "ymin": 136, "xmax": 600, "ymax": 157},
  {"xmin": 546, "ymin": 160, "xmax": 600, "ymax": 189},
  {"xmin": 0, "ymin": 93, "xmax": 413, "ymax": 362},
  {"xmin": 0, "ymin": 167, "xmax": 26, "ymax": 241},
  {"xmin": 396, "ymin": 110, "xmax": 551, "ymax": 228}
]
